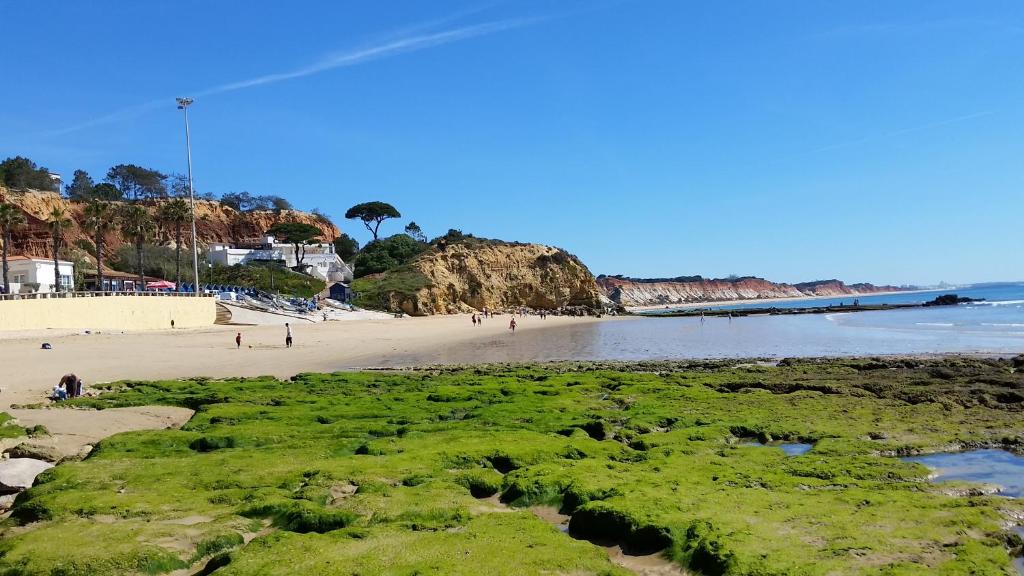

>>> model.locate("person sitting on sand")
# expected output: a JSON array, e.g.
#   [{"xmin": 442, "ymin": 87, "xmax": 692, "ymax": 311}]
[
  {"xmin": 509, "ymin": 318, "xmax": 517, "ymax": 332},
  {"xmin": 51, "ymin": 384, "xmax": 67, "ymax": 401},
  {"xmin": 58, "ymin": 373, "xmax": 82, "ymax": 398}
]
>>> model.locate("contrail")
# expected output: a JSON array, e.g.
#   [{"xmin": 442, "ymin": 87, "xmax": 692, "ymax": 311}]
[
  {"xmin": 45, "ymin": 17, "xmax": 533, "ymax": 136},
  {"xmin": 748, "ymin": 109, "xmax": 997, "ymax": 168},
  {"xmin": 807, "ymin": 110, "xmax": 997, "ymax": 155},
  {"xmin": 196, "ymin": 18, "xmax": 532, "ymax": 97}
]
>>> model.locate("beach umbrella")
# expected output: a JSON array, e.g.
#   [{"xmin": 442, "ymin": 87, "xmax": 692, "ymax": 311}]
[{"xmin": 146, "ymin": 280, "xmax": 176, "ymax": 290}]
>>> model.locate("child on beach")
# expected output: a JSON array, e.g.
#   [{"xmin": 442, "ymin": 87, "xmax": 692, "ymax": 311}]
[
  {"xmin": 285, "ymin": 323, "xmax": 293, "ymax": 348},
  {"xmin": 472, "ymin": 314, "xmax": 478, "ymax": 326},
  {"xmin": 509, "ymin": 318, "xmax": 517, "ymax": 332},
  {"xmin": 236, "ymin": 333, "xmax": 242, "ymax": 348}
]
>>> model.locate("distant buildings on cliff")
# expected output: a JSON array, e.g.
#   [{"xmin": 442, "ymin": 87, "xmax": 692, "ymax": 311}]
[{"xmin": 207, "ymin": 234, "xmax": 354, "ymax": 282}]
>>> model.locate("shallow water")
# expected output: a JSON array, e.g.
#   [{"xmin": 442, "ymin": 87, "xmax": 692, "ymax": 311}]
[
  {"xmin": 373, "ymin": 285, "xmax": 1024, "ymax": 367},
  {"xmin": 741, "ymin": 442, "xmax": 814, "ymax": 456},
  {"xmin": 902, "ymin": 449, "xmax": 1024, "ymax": 498},
  {"xmin": 779, "ymin": 443, "xmax": 813, "ymax": 456},
  {"xmin": 382, "ymin": 312, "xmax": 1024, "ymax": 368}
]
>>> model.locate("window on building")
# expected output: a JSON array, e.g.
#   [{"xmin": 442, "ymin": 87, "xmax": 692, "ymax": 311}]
[{"xmin": 60, "ymin": 275, "xmax": 73, "ymax": 288}]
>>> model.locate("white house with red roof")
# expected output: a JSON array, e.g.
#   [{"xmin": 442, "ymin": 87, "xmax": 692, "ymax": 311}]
[{"xmin": 2, "ymin": 256, "xmax": 74, "ymax": 294}]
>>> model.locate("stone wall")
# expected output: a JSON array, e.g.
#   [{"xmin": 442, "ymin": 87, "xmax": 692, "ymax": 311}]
[{"xmin": 0, "ymin": 295, "xmax": 216, "ymax": 331}]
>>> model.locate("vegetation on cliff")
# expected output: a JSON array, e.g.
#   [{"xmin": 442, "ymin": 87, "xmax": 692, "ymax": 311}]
[
  {"xmin": 0, "ymin": 187, "xmax": 339, "ymax": 291},
  {"xmin": 0, "ymin": 157, "xmax": 59, "ymax": 192},
  {"xmin": 205, "ymin": 263, "xmax": 325, "ymax": 298},
  {"xmin": 1, "ymin": 359, "xmax": 1022, "ymax": 575}
]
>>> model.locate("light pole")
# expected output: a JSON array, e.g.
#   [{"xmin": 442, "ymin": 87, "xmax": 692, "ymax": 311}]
[{"xmin": 176, "ymin": 97, "xmax": 201, "ymax": 295}]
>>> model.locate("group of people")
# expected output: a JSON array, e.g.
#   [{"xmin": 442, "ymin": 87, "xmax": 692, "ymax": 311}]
[
  {"xmin": 234, "ymin": 323, "xmax": 294, "ymax": 349},
  {"xmin": 51, "ymin": 373, "xmax": 83, "ymax": 401},
  {"xmin": 471, "ymin": 311, "xmax": 519, "ymax": 332}
]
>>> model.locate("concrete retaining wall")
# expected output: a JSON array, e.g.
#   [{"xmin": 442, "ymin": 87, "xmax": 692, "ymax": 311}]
[{"xmin": 0, "ymin": 296, "xmax": 216, "ymax": 331}]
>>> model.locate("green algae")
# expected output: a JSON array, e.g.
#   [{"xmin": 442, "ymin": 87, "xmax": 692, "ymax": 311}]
[{"xmin": 0, "ymin": 358, "xmax": 1022, "ymax": 575}]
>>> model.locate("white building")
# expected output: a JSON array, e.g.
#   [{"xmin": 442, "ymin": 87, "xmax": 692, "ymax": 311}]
[
  {"xmin": 3, "ymin": 256, "xmax": 74, "ymax": 294},
  {"xmin": 207, "ymin": 235, "xmax": 354, "ymax": 282}
]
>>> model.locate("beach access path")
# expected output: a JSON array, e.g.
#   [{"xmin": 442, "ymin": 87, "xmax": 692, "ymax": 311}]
[{"xmin": 0, "ymin": 314, "xmax": 611, "ymax": 457}]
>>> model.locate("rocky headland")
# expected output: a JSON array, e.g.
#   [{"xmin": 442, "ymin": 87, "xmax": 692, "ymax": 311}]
[{"xmin": 354, "ymin": 236, "xmax": 603, "ymax": 316}]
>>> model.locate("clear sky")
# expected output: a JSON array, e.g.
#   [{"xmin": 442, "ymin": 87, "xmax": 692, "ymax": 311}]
[{"xmin": 2, "ymin": 0, "xmax": 1021, "ymax": 285}]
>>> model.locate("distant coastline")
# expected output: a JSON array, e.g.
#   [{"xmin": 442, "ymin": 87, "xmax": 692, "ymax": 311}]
[{"xmin": 626, "ymin": 288, "xmax": 946, "ymax": 312}]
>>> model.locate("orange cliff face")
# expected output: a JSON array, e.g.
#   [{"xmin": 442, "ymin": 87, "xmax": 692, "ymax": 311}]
[
  {"xmin": 0, "ymin": 187, "xmax": 341, "ymax": 261},
  {"xmin": 596, "ymin": 275, "xmax": 908, "ymax": 307}
]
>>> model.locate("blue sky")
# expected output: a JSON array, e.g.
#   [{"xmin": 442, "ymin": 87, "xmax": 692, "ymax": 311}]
[{"xmin": 2, "ymin": 0, "xmax": 1022, "ymax": 285}]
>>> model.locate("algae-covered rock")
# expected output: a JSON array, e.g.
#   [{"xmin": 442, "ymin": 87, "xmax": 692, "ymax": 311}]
[{"xmin": 4, "ymin": 442, "xmax": 62, "ymax": 463}]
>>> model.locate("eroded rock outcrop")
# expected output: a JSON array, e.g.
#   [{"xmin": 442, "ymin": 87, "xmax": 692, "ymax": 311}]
[{"xmin": 372, "ymin": 238, "xmax": 602, "ymax": 316}]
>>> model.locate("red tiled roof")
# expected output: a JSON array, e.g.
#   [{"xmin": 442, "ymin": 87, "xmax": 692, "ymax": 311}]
[{"xmin": 7, "ymin": 255, "xmax": 73, "ymax": 263}]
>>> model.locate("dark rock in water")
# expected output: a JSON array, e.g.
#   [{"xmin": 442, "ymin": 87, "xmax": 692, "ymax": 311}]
[{"xmin": 923, "ymin": 294, "xmax": 981, "ymax": 306}]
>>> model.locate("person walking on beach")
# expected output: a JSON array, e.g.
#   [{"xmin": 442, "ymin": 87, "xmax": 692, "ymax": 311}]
[
  {"xmin": 235, "ymin": 332, "xmax": 242, "ymax": 349},
  {"xmin": 285, "ymin": 323, "xmax": 293, "ymax": 348},
  {"xmin": 509, "ymin": 317, "xmax": 517, "ymax": 332},
  {"xmin": 472, "ymin": 314, "xmax": 478, "ymax": 326}
]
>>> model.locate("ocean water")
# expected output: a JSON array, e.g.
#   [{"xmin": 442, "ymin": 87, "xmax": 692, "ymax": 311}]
[{"xmin": 390, "ymin": 284, "xmax": 1024, "ymax": 365}]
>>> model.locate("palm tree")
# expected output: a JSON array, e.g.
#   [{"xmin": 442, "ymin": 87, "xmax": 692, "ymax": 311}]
[
  {"xmin": 0, "ymin": 203, "xmax": 27, "ymax": 295},
  {"xmin": 119, "ymin": 204, "xmax": 154, "ymax": 289},
  {"xmin": 83, "ymin": 200, "xmax": 115, "ymax": 291},
  {"xmin": 157, "ymin": 199, "xmax": 191, "ymax": 290},
  {"xmin": 46, "ymin": 206, "xmax": 72, "ymax": 292}
]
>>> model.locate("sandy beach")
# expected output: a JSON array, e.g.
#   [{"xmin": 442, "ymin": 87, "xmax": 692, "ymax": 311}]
[
  {"xmin": 0, "ymin": 314, "xmax": 612, "ymax": 406},
  {"xmin": 0, "ymin": 314, "xmax": 611, "ymax": 455}
]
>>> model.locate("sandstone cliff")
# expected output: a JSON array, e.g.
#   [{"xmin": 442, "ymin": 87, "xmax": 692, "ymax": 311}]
[
  {"xmin": 598, "ymin": 275, "xmax": 908, "ymax": 307},
  {"xmin": 0, "ymin": 187, "xmax": 340, "ymax": 261},
  {"xmin": 361, "ymin": 238, "xmax": 602, "ymax": 316}
]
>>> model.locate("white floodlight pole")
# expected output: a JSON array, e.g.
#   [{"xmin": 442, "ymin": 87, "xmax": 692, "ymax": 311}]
[{"xmin": 176, "ymin": 97, "xmax": 201, "ymax": 295}]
